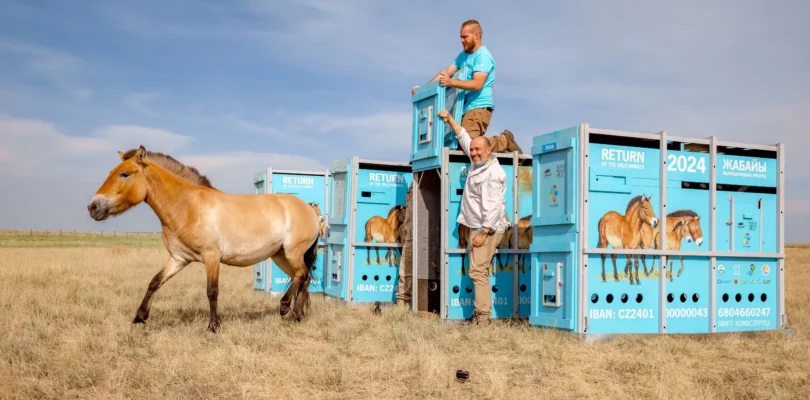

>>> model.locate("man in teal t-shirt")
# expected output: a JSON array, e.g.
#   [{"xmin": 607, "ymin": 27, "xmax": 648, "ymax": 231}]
[
  {"xmin": 410, "ymin": 19, "xmax": 522, "ymax": 154},
  {"xmin": 397, "ymin": 20, "xmax": 522, "ymax": 310}
]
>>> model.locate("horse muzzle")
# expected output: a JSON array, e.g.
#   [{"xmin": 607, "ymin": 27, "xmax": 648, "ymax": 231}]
[
  {"xmin": 695, "ymin": 237, "xmax": 704, "ymax": 246},
  {"xmin": 87, "ymin": 196, "xmax": 111, "ymax": 221}
]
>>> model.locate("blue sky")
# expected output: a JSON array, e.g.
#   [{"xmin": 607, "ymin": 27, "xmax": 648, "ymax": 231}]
[{"xmin": 1, "ymin": 0, "xmax": 809, "ymax": 241}]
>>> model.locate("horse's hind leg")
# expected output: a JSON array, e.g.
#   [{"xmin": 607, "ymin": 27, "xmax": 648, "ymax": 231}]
[
  {"xmin": 271, "ymin": 252, "xmax": 296, "ymax": 318},
  {"xmin": 202, "ymin": 252, "xmax": 223, "ymax": 333},
  {"xmin": 642, "ymin": 254, "xmax": 651, "ymax": 277},
  {"xmin": 611, "ymin": 254, "xmax": 619, "ymax": 282},
  {"xmin": 133, "ymin": 256, "xmax": 189, "ymax": 325},
  {"xmin": 278, "ymin": 242, "xmax": 316, "ymax": 322},
  {"xmin": 625, "ymin": 254, "xmax": 635, "ymax": 285}
]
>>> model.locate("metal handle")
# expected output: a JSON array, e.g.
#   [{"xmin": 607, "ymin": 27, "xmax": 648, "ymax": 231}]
[{"xmin": 418, "ymin": 105, "xmax": 433, "ymax": 144}]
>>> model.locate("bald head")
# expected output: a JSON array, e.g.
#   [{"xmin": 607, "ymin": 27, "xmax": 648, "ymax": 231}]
[{"xmin": 470, "ymin": 136, "xmax": 489, "ymax": 149}]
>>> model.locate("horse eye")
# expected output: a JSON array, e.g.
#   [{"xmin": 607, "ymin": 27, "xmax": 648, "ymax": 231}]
[{"xmin": 119, "ymin": 171, "xmax": 131, "ymax": 178}]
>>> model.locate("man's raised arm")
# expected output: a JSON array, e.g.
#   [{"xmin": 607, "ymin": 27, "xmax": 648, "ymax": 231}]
[{"xmin": 437, "ymin": 109, "xmax": 471, "ymax": 158}]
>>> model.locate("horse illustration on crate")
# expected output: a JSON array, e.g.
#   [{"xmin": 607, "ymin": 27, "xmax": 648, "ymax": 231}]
[
  {"xmin": 596, "ymin": 195, "xmax": 659, "ymax": 285},
  {"xmin": 364, "ymin": 204, "xmax": 405, "ymax": 266},
  {"xmin": 636, "ymin": 209, "xmax": 704, "ymax": 280}
]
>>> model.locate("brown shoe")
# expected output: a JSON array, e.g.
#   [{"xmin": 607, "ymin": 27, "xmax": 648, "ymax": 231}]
[{"xmin": 501, "ymin": 129, "xmax": 523, "ymax": 154}]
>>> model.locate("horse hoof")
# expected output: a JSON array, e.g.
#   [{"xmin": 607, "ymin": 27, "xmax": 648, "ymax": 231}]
[{"xmin": 132, "ymin": 314, "xmax": 147, "ymax": 324}]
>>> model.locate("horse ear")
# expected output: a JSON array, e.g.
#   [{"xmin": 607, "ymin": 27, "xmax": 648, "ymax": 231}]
[
  {"xmin": 135, "ymin": 146, "xmax": 147, "ymax": 166},
  {"xmin": 118, "ymin": 151, "xmax": 125, "ymax": 161}
]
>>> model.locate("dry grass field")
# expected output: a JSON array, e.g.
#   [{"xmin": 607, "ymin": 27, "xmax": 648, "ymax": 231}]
[{"xmin": 1, "ymin": 233, "xmax": 808, "ymax": 399}]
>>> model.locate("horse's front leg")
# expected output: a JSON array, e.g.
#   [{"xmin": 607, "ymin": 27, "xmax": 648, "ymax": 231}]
[
  {"xmin": 677, "ymin": 255, "xmax": 685, "ymax": 278},
  {"xmin": 203, "ymin": 253, "xmax": 222, "ymax": 333},
  {"xmin": 133, "ymin": 255, "xmax": 189, "ymax": 325}
]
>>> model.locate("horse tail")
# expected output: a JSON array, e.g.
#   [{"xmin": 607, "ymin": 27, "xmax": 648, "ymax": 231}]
[{"xmin": 303, "ymin": 233, "xmax": 319, "ymax": 280}]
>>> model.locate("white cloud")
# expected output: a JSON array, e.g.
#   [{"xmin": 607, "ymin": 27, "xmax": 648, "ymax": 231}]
[
  {"xmin": 0, "ymin": 115, "xmax": 196, "ymax": 177},
  {"xmin": 0, "ymin": 114, "xmax": 327, "ymax": 230}
]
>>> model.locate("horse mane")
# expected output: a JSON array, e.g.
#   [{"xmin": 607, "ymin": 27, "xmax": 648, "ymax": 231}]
[
  {"xmin": 668, "ymin": 209, "xmax": 698, "ymax": 218},
  {"xmin": 121, "ymin": 148, "xmax": 214, "ymax": 189},
  {"xmin": 625, "ymin": 195, "xmax": 645, "ymax": 213}
]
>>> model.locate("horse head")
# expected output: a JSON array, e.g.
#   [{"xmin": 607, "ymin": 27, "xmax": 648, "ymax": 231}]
[
  {"xmin": 674, "ymin": 219, "xmax": 692, "ymax": 242},
  {"xmin": 635, "ymin": 195, "xmax": 659, "ymax": 228},
  {"xmin": 686, "ymin": 216, "xmax": 703, "ymax": 246},
  {"xmin": 88, "ymin": 146, "xmax": 150, "ymax": 221}
]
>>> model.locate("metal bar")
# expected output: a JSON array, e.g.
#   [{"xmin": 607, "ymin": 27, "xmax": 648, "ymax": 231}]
[
  {"xmin": 583, "ymin": 248, "xmax": 784, "ymax": 258},
  {"xmin": 512, "ymin": 151, "xmax": 519, "ymax": 318},
  {"xmin": 446, "ymin": 248, "xmax": 531, "ymax": 254},
  {"xmin": 777, "ymin": 142, "xmax": 786, "ymax": 328},
  {"xmin": 266, "ymin": 168, "xmax": 330, "ymax": 176},
  {"xmin": 357, "ymin": 158, "xmax": 412, "ymax": 167},
  {"xmin": 441, "ymin": 147, "xmax": 449, "ymax": 319},
  {"xmin": 729, "ymin": 196, "xmax": 735, "ymax": 252},
  {"xmin": 715, "ymin": 140, "xmax": 779, "ymax": 152},
  {"xmin": 347, "ymin": 157, "xmax": 359, "ymax": 301},
  {"xmin": 579, "ymin": 123, "xmax": 590, "ymax": 333},
  {"xmin": 324, "ymin": 168, "xmax": 331, "ymax": 282},
  {"xmin": 759, "ymin": 198, "xmax": 764, "ymax": 251},
  {"xmin": 709, "ymin": 136, "xmax": 717, "ymax": 332},
  {"xmin": 668, "ymin": 136, "xmax": 710, "ymax": 145},
  {"xmin": 351, "ymin": 242, "xmax": 404, "ymax": 248},
  {"xmin": 411, "ymin": 171, "xmax": 420, "ymax": 313},
  {"xmin": 587, "ymin": 127, "xmax": 661, "ymax": 141},
  {"xmin": 659, "ymin": 131, "xmax": 668, "ymax": 334},
  {"xmin": 447, "ymin": 149, "xmax": 532, "ymax": 160}
]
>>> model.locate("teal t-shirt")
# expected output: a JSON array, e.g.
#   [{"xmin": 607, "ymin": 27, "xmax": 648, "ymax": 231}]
[{"xmin": 453, "ymin": 45, "xmax": 495, "ymax": 114}]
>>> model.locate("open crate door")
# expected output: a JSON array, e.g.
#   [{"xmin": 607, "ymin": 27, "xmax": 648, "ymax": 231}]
[{"xmin": 410, "ymin": 70, "xmax": 467, "ymax": 173}]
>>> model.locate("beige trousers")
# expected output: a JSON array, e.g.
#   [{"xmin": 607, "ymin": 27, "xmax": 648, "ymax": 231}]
[{"xmin": 467, "ymin": 228, "xmax": 503, "ymax": 319}]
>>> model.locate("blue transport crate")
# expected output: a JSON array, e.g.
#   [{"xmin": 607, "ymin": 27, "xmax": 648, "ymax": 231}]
[
  {"xmin": 411, "ymin": 146, "xmax": 533, "ymax": 321},
  {"xmin": 252, "ymin": 168, "xmax": 329, "ymax": 296},
  {"xmin": 528, "ymin": 124, "xmax": 786, "ymax": 339},
  {"xmin": 324, "ymin": 156, "xmax": 412, "ymax": 305}
]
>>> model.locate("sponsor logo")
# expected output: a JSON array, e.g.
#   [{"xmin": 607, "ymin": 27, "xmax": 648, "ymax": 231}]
[{"xmin": 549, "ymin": 185, "xmax": 558, "ymax": 205}]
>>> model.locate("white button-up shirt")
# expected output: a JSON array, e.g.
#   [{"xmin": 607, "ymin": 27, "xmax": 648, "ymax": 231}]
[{"xmin": 455, "ymin": 127, "xmax": 509, "ymax": 233}]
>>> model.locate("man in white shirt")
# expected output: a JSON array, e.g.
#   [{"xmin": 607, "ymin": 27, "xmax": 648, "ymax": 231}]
[{"xmin": 438, "ymin": 109, "xmax": 509, "ymax": 324}]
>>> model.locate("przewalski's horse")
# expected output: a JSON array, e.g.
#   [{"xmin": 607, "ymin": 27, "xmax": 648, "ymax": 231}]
[
  {"xmin": 87, "ymin": 146, "xmax": 321, "ymax": 333},
  {"xmin": 651, "ymin": 219, "xmax": 692, "ymax": 281},
  {"xmin": 642, "ymin": 210, "xmax": 703, "ymax": 279},
  {"xmin": 596, "ymin": 195, "xmax": 659, "ymax": 285},
  {"xmin": 364, "ymin": 205, "xmax": 405, "ymax": 266},
  {"xmin": 633, "ymin": 208, "xmax": 704, "ymax": 278}
]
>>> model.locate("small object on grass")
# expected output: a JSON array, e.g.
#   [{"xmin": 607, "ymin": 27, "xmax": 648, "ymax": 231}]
[
  {"xmin": 372, "ymin": 301, "xmax": 381, "ymax": 315},
  {"xmin": 456, "ymin": 369, "xmax": 469, "ymax": 383}
]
